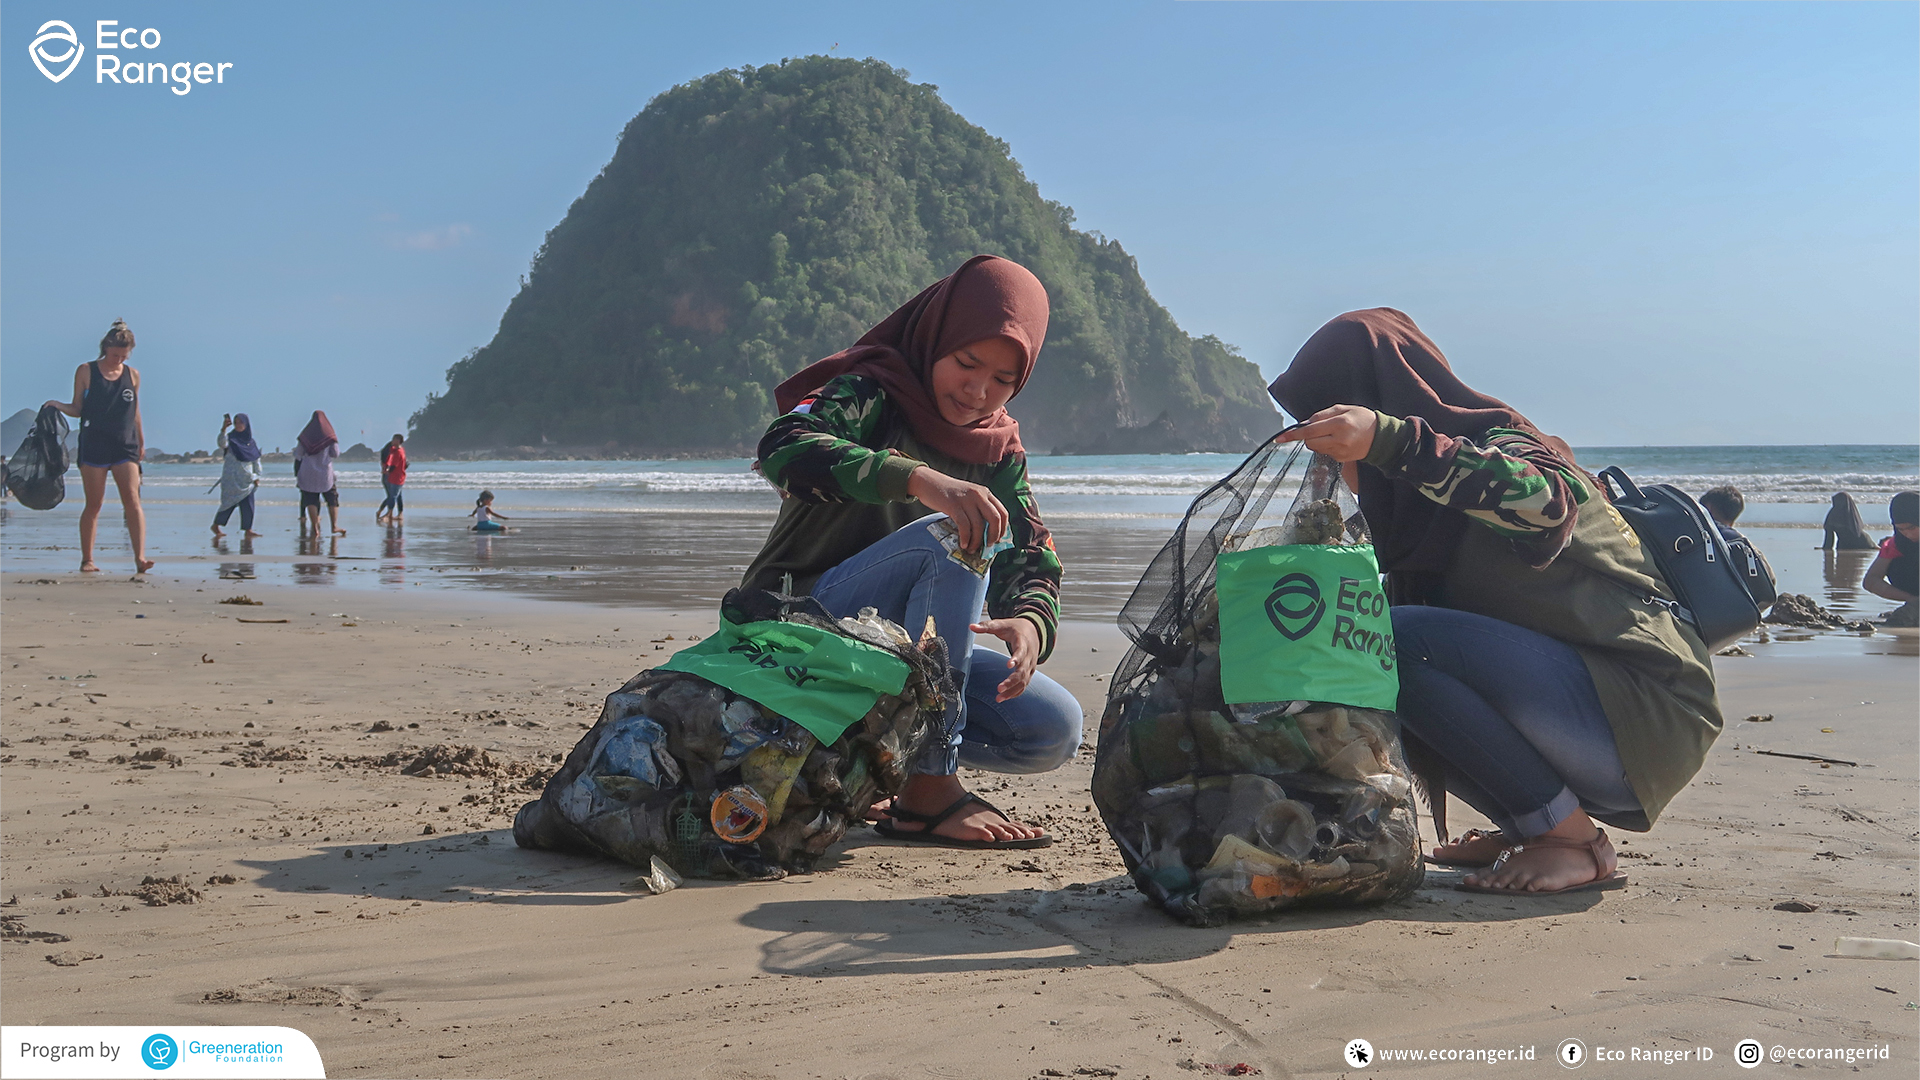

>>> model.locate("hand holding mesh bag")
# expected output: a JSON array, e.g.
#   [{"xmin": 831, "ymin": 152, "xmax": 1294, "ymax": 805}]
[{"xmin": 6, "ymin": 405, "xmax": 70, "ymax": 510}]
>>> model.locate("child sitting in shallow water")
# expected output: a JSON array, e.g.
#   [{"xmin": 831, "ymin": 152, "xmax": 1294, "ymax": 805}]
[
  {"xmin": 1863, "ymin": 491, "xmax": 1918, "ymax": 626},
  {"xmin": 469, "ymin": 490, "xmax": 510, "ymax": 532}
]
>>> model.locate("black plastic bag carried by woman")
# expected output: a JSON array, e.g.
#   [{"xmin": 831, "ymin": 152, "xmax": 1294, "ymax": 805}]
[{"xmin": 6, "ymin": 405, "xmax": 70, "ymax": 510}]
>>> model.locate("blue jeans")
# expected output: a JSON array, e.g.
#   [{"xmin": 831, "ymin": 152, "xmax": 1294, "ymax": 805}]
[
  {"xmin": 811, "ymin": 513, "xmax": 1082, "ymax": 777},
  {"xmin": 1392, "ymin": 605, "xmax": 1641, "ymax": 837},
  {"xmin": 379, "ymin": 481, "xmax": 404, "ymax": 516}
]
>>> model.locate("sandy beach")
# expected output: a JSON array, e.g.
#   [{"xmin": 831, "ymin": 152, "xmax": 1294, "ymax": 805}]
[
  {"xmin": 4, "ymin": 0, "xmax": 1915, "ymax": 1073},
  {"xmin": 1, "ymin": 563, "xmax": 1914, "ymax": 1080}
]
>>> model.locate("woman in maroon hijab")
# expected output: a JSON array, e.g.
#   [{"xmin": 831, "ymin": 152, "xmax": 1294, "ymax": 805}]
[
  {"xmin": 743, "ymin": 255, "xmax": 1080, "ymax": 849},
  {"xmin": 1271, "ymin": 309, "xmax": 1721, "ymax": 898},
  {"xmin": 294, "ymin": 410, "xmax": 344, "ymax": 536}
]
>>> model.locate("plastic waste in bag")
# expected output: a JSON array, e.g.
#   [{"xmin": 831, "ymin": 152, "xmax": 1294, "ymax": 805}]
[
  {"xmin": 634, "ymin": 855, "xmax": 682, "ymax": 895},
  {"xmin": 926, "ymin": 516, "xmax": 1012, "ymax": 575},
  {"xmin": 711, "ymin": 785, "xmax": 770, "ymax": 843},
  {"xmin": 6, "ymin": 405, "xmax": 69, "ymax": 510},
  {"xmin": 1092, "ymin": 444, "xmax": 1424, "ymax": 925},
  {"xmin": 515, "ymin": 588, "xmax": 953, "ymax": 880}
]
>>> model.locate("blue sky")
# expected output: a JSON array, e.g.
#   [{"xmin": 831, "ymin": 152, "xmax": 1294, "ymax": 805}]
[{"xmin": 4, "ymin": 1, "xmax": 1914, "ymax": 452}]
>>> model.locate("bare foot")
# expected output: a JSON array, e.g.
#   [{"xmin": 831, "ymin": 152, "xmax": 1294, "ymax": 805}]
[
  {"xmin": 135, "ymin": 558, "xmax": 156, "ymax": 574},
  {"xmin": 864, "ymin": 796, "xmax": 895, "ymax": 823},
  {"xmin": 244, "ymin": 531, "xmax": 263, "ymax": 538},
  {"xmin": 1461, "ymin": 816, "xmax": 1616, "ymax": 893},
  {"xmin": 211, "ymin": 524, "xmax": 224, "ymax": 537},
  {"xmin": 79, "ymin": 561, "xmax": 100, "ymax": 573},
  {"xmin": 883, "ymin": 773, "xmax": 1046, "ymax": 844},
  {"xmin": 333, "ymin": 528, "xmax": 347, "ymax": 536}
]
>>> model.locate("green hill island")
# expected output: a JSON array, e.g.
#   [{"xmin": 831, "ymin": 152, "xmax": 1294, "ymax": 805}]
[{"xmin": 409, "ymin": 56, "xmax": 1279, "ymax": 456}]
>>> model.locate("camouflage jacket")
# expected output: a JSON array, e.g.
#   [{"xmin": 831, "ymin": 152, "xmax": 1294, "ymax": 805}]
[
  {"xmin": 1366, "ymin": 411, "xmax": 1723, "ymax": 829},
  {"xmin": 750, "ymin": 374, "xmax": 1063, "ymax": 661},
  {"xmin": 1364, "ymin": 412, "xmax": 1590, "ymax": 569}
]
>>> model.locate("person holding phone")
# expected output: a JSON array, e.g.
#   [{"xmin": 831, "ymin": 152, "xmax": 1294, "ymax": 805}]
[{"xmin": 211, "ymin": 412, "xmax": 263, "ymax": 537}]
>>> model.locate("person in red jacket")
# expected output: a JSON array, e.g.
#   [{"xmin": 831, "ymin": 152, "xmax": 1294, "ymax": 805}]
[{"xmin": 376, "ymin": 434, "xmax": 407, "ymax": 523}]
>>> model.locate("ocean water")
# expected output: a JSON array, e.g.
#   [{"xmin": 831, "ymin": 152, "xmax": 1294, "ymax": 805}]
[
  {"xmin": 64, "ymin": 442, "xmax": 1919, "ymax": 518},
  {"xmin": 3, "ymin": 445, "xmax": 1914, "ymax": 656}
]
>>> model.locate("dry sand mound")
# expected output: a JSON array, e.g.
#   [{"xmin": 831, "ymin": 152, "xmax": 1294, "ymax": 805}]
[
  {"xmin": 95, "ymin": 875, "xmax": 203, "ymax": 906},
  {"xmin": 204, "ymin": 981, "xmax": 351, "ymax": 1007}
]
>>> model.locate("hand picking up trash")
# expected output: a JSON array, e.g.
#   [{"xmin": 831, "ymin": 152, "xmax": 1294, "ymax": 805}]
[{"xmin": 514, "ymin": 587, "xmax": 952, "ymax": 881}]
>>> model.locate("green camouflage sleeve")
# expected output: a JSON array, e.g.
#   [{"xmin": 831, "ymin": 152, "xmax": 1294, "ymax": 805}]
[
  {"xmin": 984, "ymin": 452, "xmax": 1063, "ymax": 663},
  {"xmin": 1365, "ymin": 413, "xmax": 1590, "ymax": 569},
  {"xmin": 756, "ymin": 375, "xmax": 925, "ymax": 504}
]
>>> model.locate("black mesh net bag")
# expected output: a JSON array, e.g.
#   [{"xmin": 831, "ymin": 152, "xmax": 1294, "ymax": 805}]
[
  {"xmin": 515, "ymin": 588, "xmax": 950, "ymax": 883},
  {"xmin": 6, "ymin": 405, "xmax": 70, "ymax": 510},
  {"xmin": 1092, "ymin": 438, "xmax": 1424, "ymax": 925}
]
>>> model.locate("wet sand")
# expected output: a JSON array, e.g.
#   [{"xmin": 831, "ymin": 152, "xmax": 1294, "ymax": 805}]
[
  {"xmin": 1, "ymin": 570, "xmax": 1914, "ymax": 1079},
  {"xmin": 3, "ymin": 492, "xmax": 1912, "ymax": 659}
]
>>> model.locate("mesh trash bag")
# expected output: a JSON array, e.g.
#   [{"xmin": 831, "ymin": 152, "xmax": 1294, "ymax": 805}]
[
  {"xmin": 515, "ymin": 588, "xmax": 949, "ymax": 881},
  {"xmin": 1092, "ymin": 441, "xmax": 1424, "ymax": 925},
  {"xmin": 6, "ymin": 405, "xmax": 69, "ymax": 510}
]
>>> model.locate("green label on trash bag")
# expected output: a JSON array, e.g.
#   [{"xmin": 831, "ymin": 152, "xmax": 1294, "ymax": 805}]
[
  {"xmin": 657, "ymin": 619, "xmax": 911, "ymax": 744},
  {"xmin": 1213, "ymin": 543, "xmax": 1398, "ymax": 711}
]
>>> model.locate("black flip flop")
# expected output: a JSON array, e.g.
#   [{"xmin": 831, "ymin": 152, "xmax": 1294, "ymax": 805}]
[{"xmin": 873, "ymin": 792, "xmax": 1052, "ymax": 850}]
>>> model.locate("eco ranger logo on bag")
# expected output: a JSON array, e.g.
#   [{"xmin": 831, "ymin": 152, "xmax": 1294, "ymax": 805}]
[
  {"xmin": 659, "ymin": 617, "xmax": 912, "ymax": 745},
  {"xmin": 1264, "ymin": 573, "xmax": 1325, "ymax": 640},
  {"xmin": 1329, "ymin": 576, "xmax": 1396, "ymax": 673},
  {"xmin": 1261, "ymin": 573, "xmax": 1393, "ymax": 671},
  {"xmin": 726, "ymin": 637, "xmax": 821, "ymax": 688},
  {"xmin": 1215, "ymin": 542, "xmax": 1399, "ymax": 712}
]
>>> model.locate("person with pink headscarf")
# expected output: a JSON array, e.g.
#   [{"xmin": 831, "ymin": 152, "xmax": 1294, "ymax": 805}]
[
  {"xmin": 293, "ymin": 410, "xmax": 345, "ymax": 536},
  {"xmin": 743, "ymin": 255, "xmax": 1081, "ymax": 850}
]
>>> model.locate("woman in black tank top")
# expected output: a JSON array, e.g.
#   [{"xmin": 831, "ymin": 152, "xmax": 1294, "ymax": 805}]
[
  {"xmin": 77, "ymin": 360, "xmax": 140, "ymax": 467},
  {"xmin": 44, "ymin": 320, "xmax": 154, "ymax": 574}
]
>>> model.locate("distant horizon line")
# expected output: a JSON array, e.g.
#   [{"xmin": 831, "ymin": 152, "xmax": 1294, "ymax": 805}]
[{"xmin": 1569, "ymin": 443, "xmax": 1918, "ymax": 450}]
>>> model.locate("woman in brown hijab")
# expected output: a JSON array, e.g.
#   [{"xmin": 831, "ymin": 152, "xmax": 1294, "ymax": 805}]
[
  {"xmin": 1270, "ymin": 309, "xmax": 1722, "ymax": 897},
  {"xmin": 743, "ymin": 256, "xmax": 1081, "ymax": 849}
]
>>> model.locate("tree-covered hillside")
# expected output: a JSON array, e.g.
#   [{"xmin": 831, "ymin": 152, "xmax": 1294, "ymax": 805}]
[{"xmin": 410, "ymin": 57, "xmax": 1278, "ymax": 453}]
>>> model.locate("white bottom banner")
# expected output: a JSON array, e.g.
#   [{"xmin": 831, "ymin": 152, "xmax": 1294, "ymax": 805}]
[{"xmin": 2, "ymin": 1028, "xmax": 324, "ymax": 1078}]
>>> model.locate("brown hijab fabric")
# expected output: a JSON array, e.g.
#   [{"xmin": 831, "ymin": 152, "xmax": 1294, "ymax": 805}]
[
  {"xmin": 774, "ymin": 255, "xmax": 1050, "ymax": 465},
  {"xmin": 296, "ymin": 411, "xmax": 338, "ymax": 456},
  {"xmin": 1267, "ymin": 308, "xmax": 1578, "ymax": 593}
]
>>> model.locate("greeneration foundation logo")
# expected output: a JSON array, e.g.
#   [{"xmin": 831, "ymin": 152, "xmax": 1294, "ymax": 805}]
[{"xmin": 27, "ymin": 18, "xmax": 233, "ymax": 95}]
